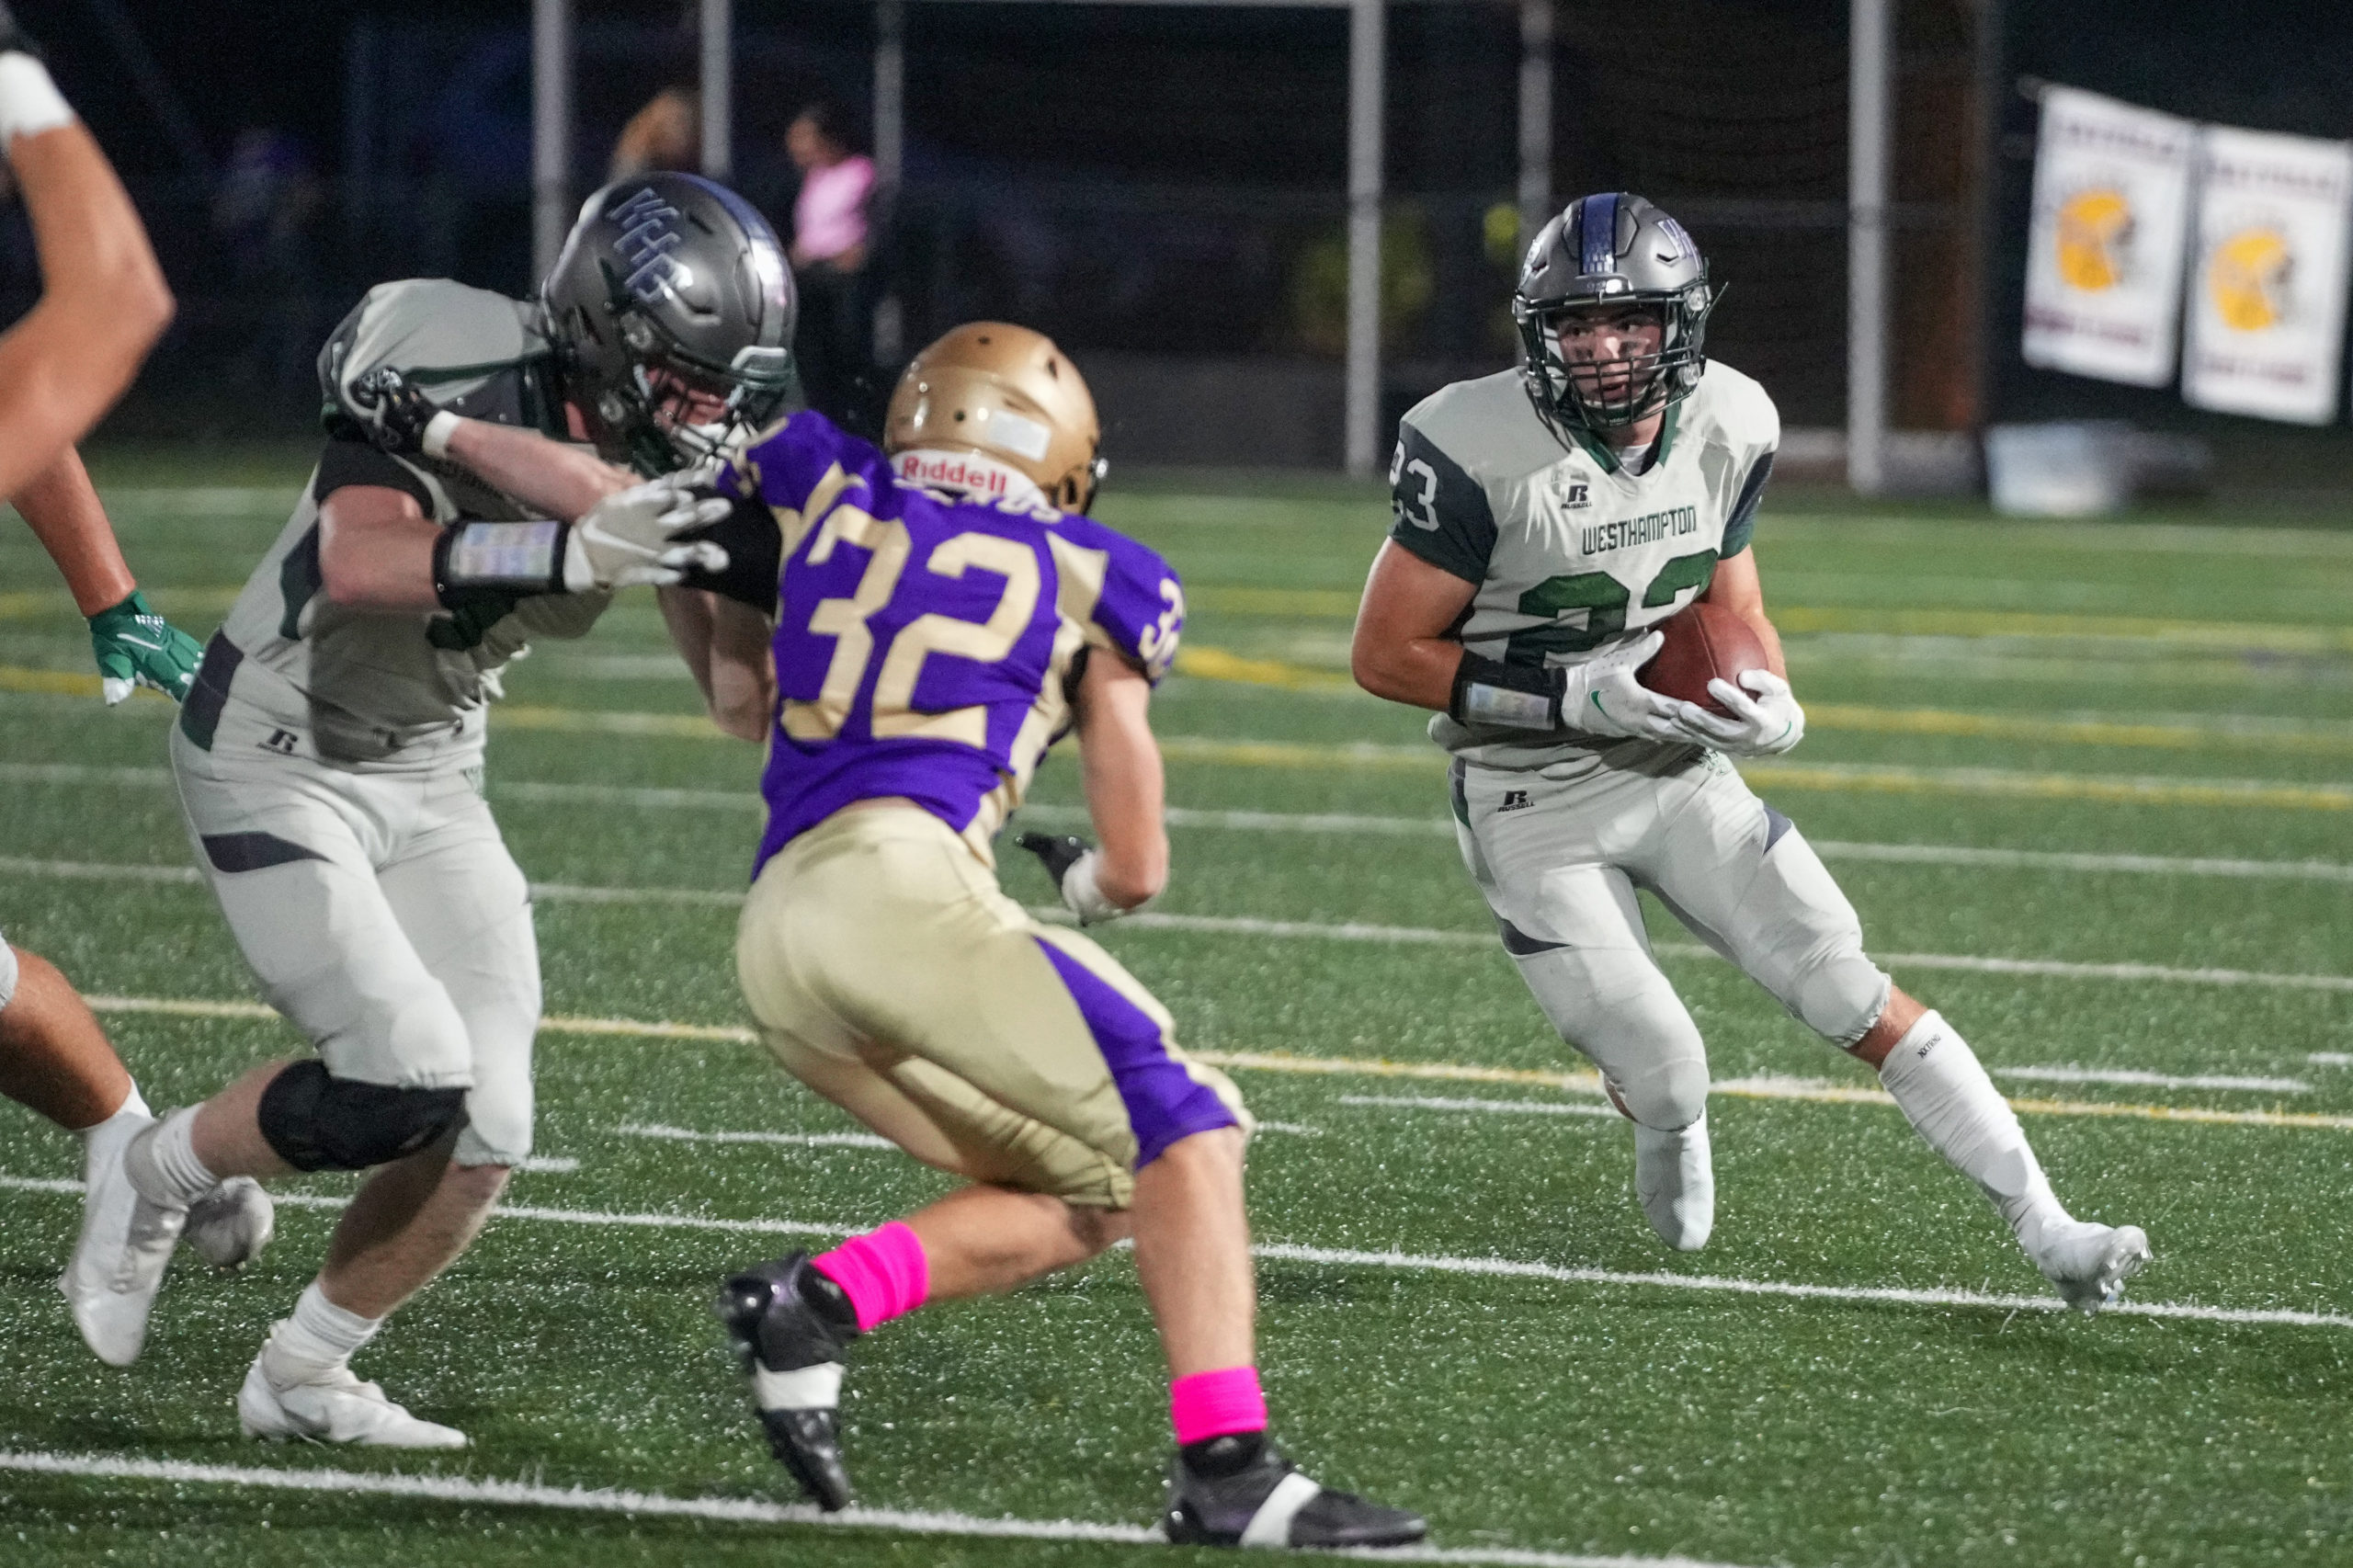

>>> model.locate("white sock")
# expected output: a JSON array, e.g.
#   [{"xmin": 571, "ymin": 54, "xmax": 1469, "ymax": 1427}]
[
  {"xmin": 1875, "ymin": 1011, "xmax": 2067, "ymax": 1252},
  {"xmin": 131, "ymin": 1106, "xmax": 219, "ymax": 1208},
  {"xmin": 75, "ymin": 1084, "xmax": 151, "ymax": 1141},
  {"xmin": 262, "ymin": 1281, "xmax": 382, "ymax": 1388}
]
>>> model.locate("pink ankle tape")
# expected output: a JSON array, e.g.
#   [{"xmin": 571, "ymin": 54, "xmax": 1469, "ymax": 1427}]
[
  {"xmin": 1169, "ymin": 1366, "xmax": 1267, "ymax": 1446},
  {"xmin": 813, "ymin": 1221, "xmax": 930, "ymax": 1334}
]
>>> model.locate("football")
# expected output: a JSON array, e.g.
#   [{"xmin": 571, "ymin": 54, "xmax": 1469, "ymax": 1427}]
[{"xmin": 1639, "ymin": 599, "xmax": 1771, "ymax": 716}]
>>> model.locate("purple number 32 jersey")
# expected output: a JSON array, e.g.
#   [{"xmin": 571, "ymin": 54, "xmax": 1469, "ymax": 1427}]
[{"xmin": 723, "ymin": 413, "xmax": 1184, "ymax": 877}]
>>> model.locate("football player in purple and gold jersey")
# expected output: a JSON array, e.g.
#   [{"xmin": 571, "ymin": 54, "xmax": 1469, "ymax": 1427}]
[{"xmin": 653, "ymin": 324, "xmax": 1424, "ymax": 1549}]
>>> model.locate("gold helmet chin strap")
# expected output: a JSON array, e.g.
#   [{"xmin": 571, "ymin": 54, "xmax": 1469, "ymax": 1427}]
[{"xmin": 890, "ymin": 447, "xmax": 1045, "ymax": 506}]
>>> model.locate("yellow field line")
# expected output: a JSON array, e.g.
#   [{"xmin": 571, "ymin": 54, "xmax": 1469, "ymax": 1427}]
[
  {"xmin": 1738, "ymin": 762, "xmax": 2353, "ymax": 812},
  {"xmin": 1181, "ymin": 586, "xmax": 2353, "ymax": 653},
  {"xmin": 1168, "ymin": 650, "xmax": 2353, "ymax": 756},
  {"xmin": 82, "ymin": 998, "xmax": 2353, "ymax": 1131},
  {"xmin": 1803, "ymin": 704, "xmax": 2353, "ymax": 756},
  {"xmin": 1174, "ymin": 646, "xmax": 1355, "ymax": 691},
  {"xmin": 0, "ymin": 588, "xmax": 242, "ymax": 623},
  {"xmin": 1773, "ymin": 604, "xmax": 2353, "ymax": 651}
]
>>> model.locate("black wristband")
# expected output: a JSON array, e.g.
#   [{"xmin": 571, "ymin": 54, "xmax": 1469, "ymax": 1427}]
[
  {"xmin": 431, "ymin": 521, "xmax": 572, "ymax": 609},
  {"xmin": 1449, "ymin": 652, "xmax": 1564, "ymax": 732}
]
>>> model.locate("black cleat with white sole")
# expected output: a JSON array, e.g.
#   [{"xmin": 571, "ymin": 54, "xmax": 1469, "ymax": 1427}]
[
  {"xmin": 715, "ymin": 1252, "xmax": 860, "ymax": 1511},
  {"xmin": 1162, "ymin": 1432, "xmax": 1427, "ymax": 1550}
]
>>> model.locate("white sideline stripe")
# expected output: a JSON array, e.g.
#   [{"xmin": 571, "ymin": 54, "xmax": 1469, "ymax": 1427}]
[
  {"xmin": 1245, "ymin": 1244, "xmax": 2353, "ymax": 1332},
  {"xmin": 621, "ymin": 1122, "xmax": 895, "ymax": 1150},
  {"xmin": 0, "ymin": 1173, "xmax": 842, "ymax": 1237},
  {"xmin": 17, "ymin": 756, "xmax": 2353, "ymax": 882},
  {"xmin": 1339, "ymin": 1094, "xmax": 1620, "ymax": 1119},
  {"xmin": 2312, "ymin": 1053, "xmax": 2353, "ymax": 1067},
  {"xmin": 3, "ymin": 1173, "xmax": 2345, "ymax": 1335},
  {"xmin": 517, "ymin": 1156, "xmax": 581, "ymax": 1175},
  {"xmin": 1995, "ymin": 1065, "xmax": 2309, "ymax": 1094},
  {"xmin": 0, "ymin": 1451, "xmax": 1755, "ymax": 1568}
]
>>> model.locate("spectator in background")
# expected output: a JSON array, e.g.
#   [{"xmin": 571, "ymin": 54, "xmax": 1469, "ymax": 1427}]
[
  {"xmin": 787, "ymin": 100, "xmax": 877, "ymax": 433},
  {"xmin": 610, "ymin": 87, "xmax": 699, "ymax": 182},
  {"xmin": 213, "ymin": 128, "xmax": 321, "ymax": 400}
]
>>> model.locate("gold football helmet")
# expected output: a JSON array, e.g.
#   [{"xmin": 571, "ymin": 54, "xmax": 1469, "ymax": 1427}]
[{"xmin": 884, "ymin": 323, "xmax": 1106, "ymax": 512}]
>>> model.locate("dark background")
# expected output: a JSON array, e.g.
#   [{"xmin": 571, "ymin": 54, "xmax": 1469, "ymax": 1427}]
[{"xmin": 14, "ymin": 0, "xmax": 2353, "ymax": 481}]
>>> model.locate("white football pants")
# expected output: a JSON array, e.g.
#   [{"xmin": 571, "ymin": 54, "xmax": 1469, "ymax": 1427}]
[
  {"xmin": 168, "ymin": 704, "xmax": 539, "ymax": 1167},
  {"xmin": 1452, "ymin": 749, "xmax": 1890, "ymax": 1132}
]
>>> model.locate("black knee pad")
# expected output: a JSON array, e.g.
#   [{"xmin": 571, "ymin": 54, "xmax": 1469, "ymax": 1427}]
[{"xmin": 256, "ymin": 1060, "xmax": 470, "ymax": 1173}]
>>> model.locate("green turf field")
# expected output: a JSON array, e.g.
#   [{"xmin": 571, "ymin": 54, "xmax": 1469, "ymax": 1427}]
[{"xmin": 6, "ymin": 449, "xmax": 2353, "ymax": 1566}]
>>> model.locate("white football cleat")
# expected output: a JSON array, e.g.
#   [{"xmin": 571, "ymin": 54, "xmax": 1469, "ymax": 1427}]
[
  {"xmin": 185, "ymin": 1177, "xmax": 275, "ymax": 1270},
  {"xmin": 1632, "ymin": 1114, "xmax": 1714, "ymax": 1252},
  {"xmin": 59, "ymin": 1113, "xmax": 187, "ymax": 1367},
  {"xmin": 238, "ymin": 1356, "xmax": 468, "ymax": 1449},
  {"xmin": 2031, "ymin": 1219, "xmax": 2152, "ymax": 1315}
]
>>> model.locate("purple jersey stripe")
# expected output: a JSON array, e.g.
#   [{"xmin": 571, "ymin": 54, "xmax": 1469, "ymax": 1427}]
[{"xmin": 1033, "ymin": 938, "xmax": 1236, "ymax": 1168}]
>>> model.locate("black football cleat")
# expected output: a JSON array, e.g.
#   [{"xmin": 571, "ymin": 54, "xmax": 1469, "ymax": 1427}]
[
  {"xmin": 1162, "ymin": 1432, "xmax": 1427, "ymax": 1550},
  {"xmin": 715, "ymin": 1253, "xmax": 861, "ymax": 1511}
]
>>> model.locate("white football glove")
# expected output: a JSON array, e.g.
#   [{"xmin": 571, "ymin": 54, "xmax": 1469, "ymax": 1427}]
[
  {"xmin": 563, "ymin": 478, "xmax": 734, "ymax": 592},
  {"xmin": 1674, "ymin": 669, "xmax": 1806, "ymax": 756},
  {"xmin": 1559, "ymin": 631, "xmax": 1691, "ymax": 744}
]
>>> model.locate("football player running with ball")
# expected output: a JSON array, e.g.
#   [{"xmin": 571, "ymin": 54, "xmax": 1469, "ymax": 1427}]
[
  {"xmin": 640, "ymin": 324, "xmax": 1425, "ymax": 1548},
  {"xmin": 1351, "ymin": 193, "xmax": 2149, "ymax": 1310},
  {"xmin": 71, "ymin": 172, "xmax": 791, "ymax": 1444},
  {"xmin": 0, "ymin": 8, "xmax": 276, "ymax": 1358}
]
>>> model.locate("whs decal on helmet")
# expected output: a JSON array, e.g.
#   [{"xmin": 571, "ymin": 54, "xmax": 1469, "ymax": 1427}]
[{"xmin": 541, "ymin": 171, "xmax": 800, "ymax": 476}]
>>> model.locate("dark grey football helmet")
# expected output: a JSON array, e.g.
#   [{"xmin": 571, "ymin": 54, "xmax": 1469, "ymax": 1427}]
[
  {"xmin": 1513, "ymin": 192, "xmax": 1715, "ymax": 437},
  {"xmin": 541, "ymin": 172, "xmax": 798, "ymax": 474}
]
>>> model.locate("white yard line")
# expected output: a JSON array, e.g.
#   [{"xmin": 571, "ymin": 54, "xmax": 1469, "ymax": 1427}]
[
  {"xmin": 1995, "ymin": 1066, "xmax": 2308, "ymax": 1094},
  {"xmin": 2311, "ymin": 1053, "xmax": 2353, "ymax": 1067},
  {"xmin": 1, "ymin": 1174, "xmax": 2343, "ymax": 1334},
  {"xmin": 620, "ymin": 1122, "xmax": 896, "ymax": 1150},
  {"xmin": 1338, "ymin": 1095, "xmax": 1620, "ymax": 1119},
  {"xmin": 0, "ymin": 1449, "xmax": 1758, "ymax": 1568},
  {"xmin": 21, "ymin": 761, "xmax": 2353, "ymax": 880},
  {"xmin": 70, "ymin": 996, "xmax": 2353, "ymax": 1132}
]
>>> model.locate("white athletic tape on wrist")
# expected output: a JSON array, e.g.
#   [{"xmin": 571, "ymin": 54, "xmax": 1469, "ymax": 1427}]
[
  {"xmin": 0, "ymin": 55, "xmax": 71, "ymax": 149},
  {"xmin": 445, "ymin": 520, "xmax": 563, "ymax": 587},
  {"xmin": 1061, "ymin": 849, "xmax": 1128, "ymax": 925},
  {"xmin": 1238, "ymin": 1471, "xmax": 1323, "ymax": 1548},
  {"xmin": 1459, "ymin": 680, "xmax": 1553, "ymax": 731},
  {"xmin": 420, "ymin": 410, "xmax": 462, "ymax": 460},
  {"xmin": 753, "ymin": 1361, "xmax": 845, "ymax": 1412}
]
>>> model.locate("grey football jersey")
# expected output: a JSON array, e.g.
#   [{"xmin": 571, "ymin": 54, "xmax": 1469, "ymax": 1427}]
[
  {"xmin": 1388, "ymin": 362, "xmax": 1779, "ymax": 771},
  {"xmin": 204, "ymin": 279, "xmax": 609, "ymax": 767}
]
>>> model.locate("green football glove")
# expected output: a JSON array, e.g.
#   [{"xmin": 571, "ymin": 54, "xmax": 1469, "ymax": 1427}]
[{"xmin": 87, "ymin": 589, "xmax": 202, "ymax": 705}]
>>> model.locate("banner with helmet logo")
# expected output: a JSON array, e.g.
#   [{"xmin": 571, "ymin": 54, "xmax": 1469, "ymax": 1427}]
[
  {"xmin": 2022, "ymin": 87, "xmax": 2197, "ymax": 388},
  {"xmin": 2180, "ymin": 125, "xmax": 2353, "ymax": 426}
]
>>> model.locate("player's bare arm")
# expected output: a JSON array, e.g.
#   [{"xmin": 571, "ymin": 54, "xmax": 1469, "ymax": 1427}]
[
  {"xmin": 317, "ymin": 485, "xmax": 445, "ymax": 612},
  {"xmin": 657, "ymin": 585, "xmax": 774, "ymax": 742},
  {"xmin": 1071, "ymin": 650, "xmax": 1169, "ymax": 908},
  {"xmin": 12, "ymin": 444, "xmax": 206, "ymax": 702},
  {"xmin": 1349, "ymin": 539, "xmax": 1477, "ymax": 711},
  {"xmin": 14, "ymin": 445, "xmax": 131, "ymax": 613},
  {"xmin": 438, "ymin": 415, "xmax": 637, "ymax": 521},
  {"xmin": 1694, "ymin": 547, "xmax": 1786, "ymax": 678},
  {"xmin": 0, "ymin": 116, "xmax": 173, "ymax": 498}
]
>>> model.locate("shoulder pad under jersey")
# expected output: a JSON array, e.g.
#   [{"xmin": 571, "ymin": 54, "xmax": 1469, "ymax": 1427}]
[{"xmin": 318, "ymin": 279, "xmax": 557, "ymax": 436}]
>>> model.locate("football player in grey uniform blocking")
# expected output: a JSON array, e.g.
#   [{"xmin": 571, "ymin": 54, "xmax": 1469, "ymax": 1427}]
[
  {"xmin": 1352, "ymin": 193, "xmax": 2149, "ymax": 1312},
  {"xmin": 70, "ymin": 172, "xmax": 790, "ymax": 1443}
]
